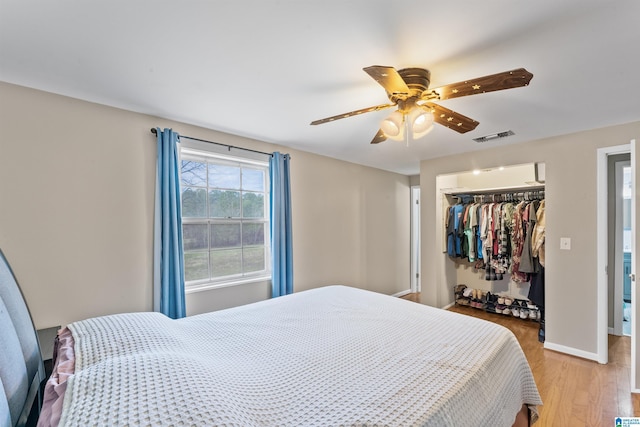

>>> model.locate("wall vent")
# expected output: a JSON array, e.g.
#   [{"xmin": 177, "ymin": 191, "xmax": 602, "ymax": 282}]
[{"xmin": 473, "ymin": 130, "xmax": 515, "ymax": 143}]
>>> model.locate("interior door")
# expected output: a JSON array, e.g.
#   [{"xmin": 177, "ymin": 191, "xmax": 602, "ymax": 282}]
[
  {"xmin": 631, "ymin": 139, "xmax": 639, "ymax": 391},
  {"xmin": 613, "ymin": 159, "xmax": 631, "ymax": 336},
  {"xmin": 411, "ymin": 187, "xmax": 421, "ymax": 293}
]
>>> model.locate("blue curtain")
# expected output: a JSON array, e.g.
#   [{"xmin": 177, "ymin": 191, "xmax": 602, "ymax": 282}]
[
  {"xmin": 153, "ymin": 128, "xmax": 186, "ymax": 319},
  {"xmin": 270, "ymin": 152, "xmax": 293, "ymax": 297}
]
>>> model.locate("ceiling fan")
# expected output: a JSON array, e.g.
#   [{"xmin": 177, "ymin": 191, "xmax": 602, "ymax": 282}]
[{"xmin": 310, "ymin": 66, "xmax": 533, "ymax": 144}]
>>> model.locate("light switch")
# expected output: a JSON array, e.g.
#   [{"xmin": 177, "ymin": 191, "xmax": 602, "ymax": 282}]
[{"xmin": 560, "ymin": 237, "xmax": 571, "ymax": 250}]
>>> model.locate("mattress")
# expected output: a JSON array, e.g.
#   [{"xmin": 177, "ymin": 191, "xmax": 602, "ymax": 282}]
[{"xmin": 39, "ymin": 285, "xmax": 541, "ymax": 426}]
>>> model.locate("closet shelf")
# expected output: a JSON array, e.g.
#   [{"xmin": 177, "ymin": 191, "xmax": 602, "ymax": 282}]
[{"xmin": 445, "ymin": 186, "xmax": 545, "ymax": 203}]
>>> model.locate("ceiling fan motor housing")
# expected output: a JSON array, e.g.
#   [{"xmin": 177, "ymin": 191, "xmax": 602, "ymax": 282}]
[
  {"xmin": 393, "ymin": 68, "xmax": 430, "ymax": 99},
  {"xmin": 389, "ymin": 68, "xmax": 433, "ymax": 112}
]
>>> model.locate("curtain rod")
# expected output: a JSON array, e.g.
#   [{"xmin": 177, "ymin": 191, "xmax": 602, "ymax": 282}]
[{"xmin": 150, "ymin": 128, "xmax": 273, "ymax": 157}]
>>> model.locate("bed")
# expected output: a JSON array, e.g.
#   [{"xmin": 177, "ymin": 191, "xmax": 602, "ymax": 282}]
[{"xmin": 0, "ymin": 249, "xmax": 541, "ymax": 427}]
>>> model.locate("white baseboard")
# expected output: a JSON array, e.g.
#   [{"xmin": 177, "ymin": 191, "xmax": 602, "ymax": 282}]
[
  {"xmin": 392, "ymin": 289, "xmax": 412, "ymax": 298},
  {"xmin": 544, "ymin": 341, "xmax": 603, "ymax": 364},
  {"xmin": 391, "ymin": 289, "xmax": 455, "ymax": 310}
]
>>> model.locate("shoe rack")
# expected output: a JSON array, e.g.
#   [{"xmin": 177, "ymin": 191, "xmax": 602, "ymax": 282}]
[{"xmin": 453, "ymin": 284, "xmax": 541, "ymax": 322}]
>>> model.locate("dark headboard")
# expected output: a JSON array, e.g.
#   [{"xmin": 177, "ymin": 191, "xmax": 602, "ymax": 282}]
[{"xmin": 0, "ymin": 249, "xmax": 45, "ymax": 427}]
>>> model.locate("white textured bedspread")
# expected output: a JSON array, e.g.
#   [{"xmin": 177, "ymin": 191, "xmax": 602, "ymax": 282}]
[{"xmin": 58, "ymin": 285, "xmax": 541, "ymax": 426}]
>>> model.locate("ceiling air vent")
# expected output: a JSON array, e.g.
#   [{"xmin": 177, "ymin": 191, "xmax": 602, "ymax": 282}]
[{"xmin": 473, "ymin": 130, "xmax": 515, "ymax": 143}]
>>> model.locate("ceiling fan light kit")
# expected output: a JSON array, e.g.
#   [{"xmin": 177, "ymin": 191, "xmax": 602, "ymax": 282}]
[
  {"xmin": 381, "ymin": 107, "xmax": 435, "ymax": 143},
  {"xmin": 311, "ymin": 66, "xmax": 533, "ymax": 145}
]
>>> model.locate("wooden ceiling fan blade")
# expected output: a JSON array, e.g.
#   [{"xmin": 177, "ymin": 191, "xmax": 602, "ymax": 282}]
[
  {"xmin": 424, "ymin": 102, "xmax": 479, "ymax": 134},
  {"xmin": 370, "ymin": 129, "xmax": 387, "ymax": 144},
  {"xmin": 363, "ymin": 66, "xmax": 410, "ymax": 96},
  {"xmin": 310, "ymin": 103, "xmax": 395, "ymax": 125},
  {"xmin": 426, "ymin": 68, "xmax": 533, "ymax": 101}
]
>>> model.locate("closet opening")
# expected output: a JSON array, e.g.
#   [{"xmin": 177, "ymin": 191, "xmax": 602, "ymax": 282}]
[{"xmin": 437, "ymin": 162, "xmax": 546, "ymax": 341}]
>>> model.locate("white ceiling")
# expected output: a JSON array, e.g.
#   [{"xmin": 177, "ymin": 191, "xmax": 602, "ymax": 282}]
[{"xmin": 1, "ymin": 0, "xmax": 639, "ymax": 175}]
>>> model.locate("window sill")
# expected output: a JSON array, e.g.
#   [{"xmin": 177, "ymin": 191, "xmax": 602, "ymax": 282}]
[{"xmin": 185, "ymin": 275, "xmax": 271, "ymax": 294}]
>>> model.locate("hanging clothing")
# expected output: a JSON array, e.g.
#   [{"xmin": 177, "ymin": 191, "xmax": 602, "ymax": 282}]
[
  {"xmin": 464, "ymin": 204, "xmax": 477, "ymax": 262},
  {"xmin": 475, "ymin": 204, "xmax": 483, "ymax": 260},
  {"xmin": 484, "ymin": 203, "xmax": 504, "ymax": 281},
  {"xmin": 446, "ymin": 194, "xmax": 544, "ymax": 284},
  {"xmin": 460, "ymin": 204, "xmax": 472, "ymax": 259},
  {"xmin": 532, "ymin": 200, "xmax": 546, "ymax": 267},
  {"xmin": 509, "ymin": 201, "xmax": 529, "ymax": 283},
  {"xmin": 519, "ymin": 200, "xmax": 540, "ymax": 274},
  {"xmin": 501, "ymin": 203, "xmax": 515, "ymax": 257},
  {"xmin": 528, "ymin": 266, "xmax": 545, "ymax": 309},
  {"xmin": 446, "ymin": 204, "xmax": 461, "ymax": 257}
]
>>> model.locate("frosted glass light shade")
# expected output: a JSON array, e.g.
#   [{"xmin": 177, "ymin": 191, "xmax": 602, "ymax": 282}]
[
  {"xmin": 380, "ymin": 107, "xmax": 435, "ymax": 142},
  {"xmin": 380, "ymin": 110, "xmax": 405, "ymax": 141},
  {"xmin": 410, "ymin": 108, "xmax": 435, "ymax": 139}
]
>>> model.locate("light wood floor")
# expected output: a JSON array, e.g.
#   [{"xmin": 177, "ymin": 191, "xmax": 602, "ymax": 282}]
[{"xmin": 401, "ymin": 293, "xmax": 640, "ymax": 426}]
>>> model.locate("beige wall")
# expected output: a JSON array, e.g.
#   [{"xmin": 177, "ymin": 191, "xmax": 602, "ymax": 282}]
[
  {"xmin": 0, "ymin": 82, "xmax": 411, "ymax": 328},
  {"xmin": 420, "ymin": 121, "xmax": 640, "ymax": 358}
]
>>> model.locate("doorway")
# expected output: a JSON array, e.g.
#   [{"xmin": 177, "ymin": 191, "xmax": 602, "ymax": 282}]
[{"xmin": 597, "ymin": 141, "xmax": 637, "ymax": 387}]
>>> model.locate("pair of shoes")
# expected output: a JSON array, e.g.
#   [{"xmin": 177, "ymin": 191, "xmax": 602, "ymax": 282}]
[
  {"xmin": 454, "ymin": 285, "xmax": 472, "ymax": 307},
  {"xmin": 485, "ymin": 302, "xmax": 496, "ymax": 313},
  {"xmin": 454, "ymin": 284, "xmax": 467, "ymax": 294},
  {"xmin": 470, "ymin": 295, "xmax": 481, "ymax": 308},
  {"xmin": 528, "ymin": 308, "xmax": 538, "ymax": 320},
  {"xmin": 456, "ymin": 297, "xmax": 471, "ymax": 306},
  {"xmin": 511, "ymin": 305, "xmax": 520, "ymax": 318},
  {"xmin": 473, "ymin": 300, "xmax": 485, "ymax": 309},
  {"xmin": 486, "ymin": 292, "xmax": 498, "ymax": 304}
]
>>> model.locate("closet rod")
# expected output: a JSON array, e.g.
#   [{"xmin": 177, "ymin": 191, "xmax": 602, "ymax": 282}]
[
  {"xmin": 150, "ymin": 128, "xmax": 274, "ymax": 157},
  {"xmin": 446, "ymin": 184, "xmax": 545, "ymax": 197}
]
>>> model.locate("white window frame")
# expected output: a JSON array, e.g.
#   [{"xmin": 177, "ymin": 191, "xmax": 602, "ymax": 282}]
[{"xmin": 179, "ymin": 140, "xmax": 271, "ymax": 294}]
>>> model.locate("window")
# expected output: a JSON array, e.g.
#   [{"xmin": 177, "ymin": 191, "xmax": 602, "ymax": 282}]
[{"xmin": 180, "ymin": 147, "xmax": 270, "ymax": 290}]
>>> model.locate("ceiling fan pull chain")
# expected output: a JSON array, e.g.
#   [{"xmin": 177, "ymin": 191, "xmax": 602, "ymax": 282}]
[{"xmin": 404, "ymin": 114, "xmax": 410, "ymax": 147}]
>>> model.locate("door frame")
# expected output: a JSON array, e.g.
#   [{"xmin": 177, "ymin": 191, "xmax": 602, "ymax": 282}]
[
  {"xmin": 597, "ymin": 144, "xmax": 630, "ymax": 365},
  {"xmin": 597, "ymin": 141, "xmax": 639, "ymax": 393}
]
